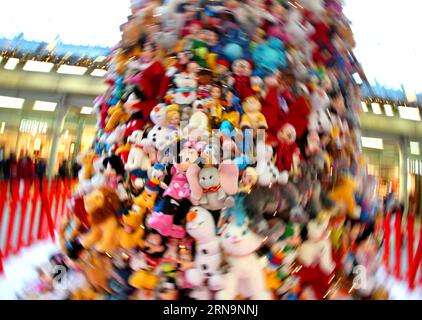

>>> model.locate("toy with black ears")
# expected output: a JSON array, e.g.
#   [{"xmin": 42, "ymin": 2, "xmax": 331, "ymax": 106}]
[
  {"xmin": 216, "ymin": 198, "xmax": 273, "ymax": 300},
  {"xmin": 148, "ymin": 142, "xmax": 199, "ymax": 239},
  {"xmin": 296, "ymin": 218, "xmax": 336, "ymax": 300},
  {"xmin": 125, "ymin": 130, "xmax": 152, "ymax": 193},
  {"xmin": 103, "ymin": 155, "xmax": 130, "ymax": 202},
  {"xmin": 185, "ymin": 206, "xmax": 223, "ymax": 300}
]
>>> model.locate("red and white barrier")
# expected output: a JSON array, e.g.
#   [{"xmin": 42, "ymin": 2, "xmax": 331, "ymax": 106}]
[
  {"xmin": 383, "ymin": 210, "xmax": 422, "ymax": 291},
  {"xmin": 0, "ymin": 178, "xmax": 75, "ymax": 276}
]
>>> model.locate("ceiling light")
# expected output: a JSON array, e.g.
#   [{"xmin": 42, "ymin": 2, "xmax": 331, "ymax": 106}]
[
  {"xmin": 384, "ymin": 104, "xmax": 394, "ymax": 117},
  {"xmin": 361, "ymin": 102, "xmax": 368, "ymax": 112},
  {"xmin": 80, "ymin": 106, "xmax": 93, "ymax": 115},
  {"xmin": 57, "ymin": 64, "xmax": 87, "ymax": 75},
  {"xmin": 90, "ymin": 68, "xmax": 107, "ymax": 77},
  {"xmin": 23, "ymin": 60, "xmax": 54, "ymax": 72},
  {"xmin": 398, "ymin": 106, "xmax": 421, "ymax": 121},
  {"xmin": 33, "ymin": 100, "xmax": 57, "ymax": 112},
  {"xmin": 0, "ymin": 122, "xmax": 5, "ymax": 134},
  {"xmin": 94, "ymin": 56, "xmax": 107, "ymax": 63},
  {"xmin": 410, "ymin": 141, "xmax": 420, "ymax": 156},
  {"xmin": 371, "ymin": 102, "xmax": 382, "ymax": 115},
  {"xmin": 0, "ymin": 96, "xmax": 25, "ymax": 109},
  {"xmin": 361, "ymin": 137, "xmax": 384, "ymax": 150},
  {"xmin": 4, "ymin": 58, "xmax": 19, "ymax": 70}
]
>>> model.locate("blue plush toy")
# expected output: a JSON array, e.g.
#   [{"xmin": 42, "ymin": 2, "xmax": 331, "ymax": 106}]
[
  {"xmin": 221, "ymin": 28, "xmax": 251, "ymax": 62},
  {"xmin": 108, "ymin": 76, "xmax": 125, "ymax": 106},
  {"xmin": 252, "ymin": 38, "xmax": 287, "ymax": 77}
]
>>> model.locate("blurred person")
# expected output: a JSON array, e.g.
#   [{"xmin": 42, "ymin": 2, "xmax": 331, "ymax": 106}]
[
  {"xmin": 17, "ymin": 155, "xmax": 35, "ymax": 182},
  {"xmin": 71, "ymin": 160, "xmax": 81, "ymax": 180},
  {"xmin": 35, "ymin": 157, "xmax": 47, "ymax": 191}
]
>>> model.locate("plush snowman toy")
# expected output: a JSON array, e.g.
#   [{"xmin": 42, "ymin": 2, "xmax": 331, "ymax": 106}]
[{"xmin": 185, "ymin": 206, "xmax": 223, "ymax": 300}]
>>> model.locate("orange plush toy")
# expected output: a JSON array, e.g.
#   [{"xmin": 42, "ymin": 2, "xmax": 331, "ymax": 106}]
[{"xmin": 80, "ymin": 187, "xmax": 122, "ymax": 254}]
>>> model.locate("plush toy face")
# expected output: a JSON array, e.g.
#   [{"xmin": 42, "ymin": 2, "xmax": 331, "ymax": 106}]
[
  {"xmin": 174, "ymin": 72, "xmax": 198, "ymax": 90},
  {"xmin": 150, "ymin": 104, "xmax": 167, "ymax": 126},
  {"xmin": 232, "ymin": 59, "xmax": 251, "ymax": 77},
  {"xmin": 84, "ymin": 189, "xmax": 105, "ymax": 215},
  {"xmin": 186, "ymin": 206, "xmax": 216, "ymax": 240},
  {"xmin": 221, "ymin": 220, "xmax": 262, "ymax": 256},
  {"xmin": 175, "ymin": 148, "xmax": 199, "ymax": 172},
  {"xmin": 198, "ymin": 167, "xmax": 220, "ymax": 189},
  {"xmin": 278, "ymin": 124, "xmax": 296, "ymax": 144},
  {"xmin": 125, "ymin": 146, "xmax": 151, "ymax": 172},
  {"xmin": 242, "ymin": 96, "xmax": 261, "ymax": 113}
]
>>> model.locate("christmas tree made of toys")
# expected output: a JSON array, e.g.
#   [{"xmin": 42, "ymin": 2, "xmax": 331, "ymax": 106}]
[{"xmin": 25, "ymin": 0, "xmax": 388, "ymax": 300}]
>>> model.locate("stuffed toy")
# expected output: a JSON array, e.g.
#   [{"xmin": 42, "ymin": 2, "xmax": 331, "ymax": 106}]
[
  {"xmin": 77, "ymin": 150, "xmax": 96, "ymax": 182},
  {"xmin": 296, "ymin": 218, "xmax": 336, "ymax": 299},
  {"xmin": 185, "ymin": 207, "xmax": 223, "ymax": 300},
  {"xmin": 78, "ymin": 187, "xmax": 122, "ymax": 254},
  {"xmin": 124, "ymin": 42, "xmax": 170, "ymax": 117},
  {"xmin": 105, "ymin": 102, "xmax": 131, "ymax": 133},
  {"xmin": 275, "ymin": 123, "xmax": 301, "ymax": 173},
  {"xmin": 169, "ymin": 72, "xmax": 198, "ymax": 124},
  {"xmin": 329, "ymin": 175, "xmax": 359, "ymax": 220},
  {"xmin": 125, "ymin": 133, "xmax": 152, "ymax": 191},
  {"xmin": 229, "ymin": 59, "xmax": 256, "ymax": 101},
  {"xmin": 148, "ymin": 147, "xmax": 198, "ymax": 238},
  {"xmin": 124, "ymin": 110, "xmax": 146, "ymax": 139},
  {"xmin": 79, "ymin": 251, "xmax": 113, "ymax": 294},
  {"xmin": 252, "ymin": 37, "xmax": 286, "ymax": 77},
  {"xmin": 165, "ymin": 104, "xmax": 181, "ymax": 130},
  {"xmin": 187, "ymin": 160, "xmax": 239, "ymax": 211},
  {"xmin": 119, "ymin": 210, "xmax": 145, "ymax": 251},
  {"xmin": 182, "ymin": 100, "xmax": 210, "ymax": 139},
  {"xmin": 255, "ymin": 144, "xmax": 289, "ymax": 187},
  {"xmin": 261, "ymin": 75, "xmax": 288, "ymax": 144},
  {"xmin": 103, "ymin": 155, "xmax": 129, "ymax": 202},
  {"xmin": 240, "ymin": 96, "xmax": 268, "ymax": 130},
  {"xmin": 216, "ymin": 213, "xmax": 272, "ymax": 300},
  {"xmin": 140, "ymin": 103, "xmax": 168, "ymax": 163},
  {"xmin": 238, "ymin": 166, "xmax": 258, "ymax": 194},
  {"xmin": 105, "ymin": 124, "xmax": 127, "ymax": 155}
]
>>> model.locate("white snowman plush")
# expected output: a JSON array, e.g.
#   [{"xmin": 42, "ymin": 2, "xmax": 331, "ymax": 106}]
[
  {"xmin": 125, "ymin": 131, "xmax": 151, "ymax": 189},
  {"xmin": 255, "ymin": 144, "xmax": 289, "ymax": 187},
  {"xmin": 185, "ymin": 207, "xmax": 223, "ymax": 300},
  {"xmin": 216, "ymin": 218, "xmax": 272, "ymax": 300}
]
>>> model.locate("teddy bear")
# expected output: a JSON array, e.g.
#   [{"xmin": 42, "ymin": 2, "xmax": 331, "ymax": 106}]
[
  {"xmin": 185, "ymin": 207, "xmax": 224, "ymax": 300},
  {"xmin": 240, "ymin": 96, "xmax": 268, "ymax": 130},
  {"xmin": 296, "ymin": 218, "xmax": 336, "ymax": 299},
  {"xmin": 187, "ymin": 160, "xmax": 239, "ymax": 211}
]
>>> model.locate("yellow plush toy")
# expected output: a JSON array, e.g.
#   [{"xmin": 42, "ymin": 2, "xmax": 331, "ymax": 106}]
[
  {"xmin": 240, "ymin": 96, "xmax": 268, "ymax": 130},
  {"xmin": 80, "ymin": 187, "xmax": 122, "ymax": 254},
  {"xmin": 120, "ymin": 210, "xmax": 145, "ymax": 251},
  {"xmin": 105, "ymin": 102, "xmax": 131, "ymax": 132},
  {"xmin": 329, "ymin": 176, "xmax": 359, "ymax": 220},
  {"xmin": 77, "ymin": 150, "xmax": 96, "ymax": 180}
]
